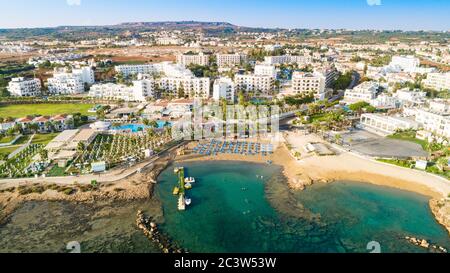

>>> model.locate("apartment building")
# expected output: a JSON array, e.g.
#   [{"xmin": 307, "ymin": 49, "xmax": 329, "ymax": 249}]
[
  {"xmin": 254, "ymin": 64, "xmax": 277, "ymax": 78},
  {"xmin": 344, "ymin": 81, "xmax": 380, "ymax": 103},
  {"xmin": 72, "ymin": 67, "xmax": 95, "ymax": 85},
  {"xmin": 176, "ymin": 52, "xmax": 210, "ymax": 66},
  {"xmin": 216, "ymin": 53, "xmax": 247, "ymax": 67},
  {"xmin": 360, "ymin": 114, "xmax": 419, "ymax": 136},
  {"xmin": 264, "ymin": 55, "xmax": 312, "ymax": 65},
  {"xmin": 314, "ymin": 67, "xmax": 338, "ymax": 88},
  {"xmin": 234, "ymin": 74, "xmax": 274, "ymax": 94},
  {"xmin": 414, "ymin": 100, "xmax": 450, "ymax": 138},
  {"xmin": 394, "ymin": 89, "xmax": 427, "ymax": 105},
  {"xmin": 156, "ymin": 37, "xmax": 183, "ymax": 45},
  {"xmin": 47, "ymin": 73, "xmax": 84, "ymax": 95},
  {"xmin": 47, "ymin": 67, "xmax": 94, "ymax": 95},
  {"xmin": 89, "ymin": 83, "xmax": 136, "ymax": 101},
  {"xmin": 159, "ymin": 77, "xmax": 210, "ymax": 99},
  {"xmin": 291, "ymin": 71, "xmax": 330, "ymax": 100},
  {"xmin": 389, "ymin": 55, "xmax": 420, "ymax": 72},
  {"xmin": 115, "ymin": 62, "xmax": 193, "ymax": 78},
  {"xmin": 213, "ymin": 77, "xmax": 235, "ymax": 102},
  {"xmin": 7, "ymin": 77, "xmax": 41, "ymax": 97},
  {"xmin": 423, "ymin": 72, "xmax": 450, "ymax": 91}
]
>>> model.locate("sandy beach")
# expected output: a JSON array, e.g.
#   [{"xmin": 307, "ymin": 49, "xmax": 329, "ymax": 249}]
[
  {"xmin": 178, "ymin": 134, "xmax": 450, "ymax": 199},
  {"xmin": 177, "ymin": 134, "xmax": 450, "ymax": 234}
]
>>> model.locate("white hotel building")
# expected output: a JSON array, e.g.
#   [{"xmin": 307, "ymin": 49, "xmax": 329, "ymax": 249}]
[
  {"xmin": 423, "ymin": 72, "xmax": 450, "ymax": 91},
  {"xmin": 89, "ymin": 79, "xmax": 156, "ymax": 102},
  {"xmin": 291, "ymin": 71, "xmax": 330, "ymax": 100},
  {"xmin": 176, "ymin": 52, "xmax": 210, "ymax": 66},
  {"xmin": 235, "ymin": 74, "xmax": 274, "ymax": 95},
  {"xmin": 360, "ymin": 114, "xmax": 419, "ymax": 136},
  {"xmin": 7, "ymin": 77, "xmax": 41, "ymax": 97},
  {"xmin": 159, "ymin": 77, "xmax": 210, "ymax": 99},
  {"xmin": 114, "ymin": 62, "xmax": 209, "ymax": 99},
  {"xmin": 213, "ymin": 77, "xmax": 235, "ymax": 102},
  {"xmin": 216, "ymin": 53, "xmax": 247, "ymax": 67},
  {"xmin": 115, "ymin": 62, "xmax": 193, "ymax": 78},
  {"xmin": 254, "ymin": 64, "xmax": 277, "ymax": 78},
  {"xmin": 344, "ymin": 81, "xmax": 380, "ymax": 104},
  {"xmin": 264, "ymin": 55, "xmax": 312, "ymax": 65},
  {"xmin": 47, "ymin": 67, "xmax": 94, "ymax": 95},
  {"xmin": 413, "ymin": 100, "xmax": 450, "ymax": 138}
]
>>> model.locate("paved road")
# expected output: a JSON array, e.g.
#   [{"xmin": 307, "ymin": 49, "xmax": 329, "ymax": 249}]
[{"xmin": 7, "ymin": 134, "xmax": 35, "ymax": 159}]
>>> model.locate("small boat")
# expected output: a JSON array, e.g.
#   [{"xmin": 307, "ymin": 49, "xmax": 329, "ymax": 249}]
[
  {"xmin": 185, "ymin": 198, "xmax": 192, "ymax": 206},
  {"xmin": 173, "ymin": 187, "xmax": 180, "ymax": 195},
  {"xmin": 185, "ymin": 183, "xmax": 192, "ymax": 190},
  {"xmin": 185, "ymin": 177, "xmax": 196, "ymax": 183}
]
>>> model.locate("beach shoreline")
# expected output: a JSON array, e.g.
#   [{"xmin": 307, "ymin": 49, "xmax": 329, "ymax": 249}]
[
  {"xmin": 176, "ymin": 136, "xmax": 450, "ymax": 234},
  {"xmin": 1, "ymin": 134, "xmax": 449, "ymax": 236}
]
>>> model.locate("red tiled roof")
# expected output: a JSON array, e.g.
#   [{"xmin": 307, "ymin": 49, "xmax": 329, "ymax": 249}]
[
  {"xmin": 33, "ymin": 116, "xmax": 49, "ymax": 122},
  {"xmin": 17, "ymin": 117, "xmax": 33, "ymax": 123}
]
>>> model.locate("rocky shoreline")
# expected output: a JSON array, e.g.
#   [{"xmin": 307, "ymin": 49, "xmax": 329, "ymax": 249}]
[
  {"xmin": 136, "ymin": 210, "xmax": 187, "ymax": 253},
  {"xmin": 404, "ymin": 236, "xmax": 447, "ymax": 253},
  {"xmin": 0, "ymin": 152, "xmax": 175, "ymax": 226}
]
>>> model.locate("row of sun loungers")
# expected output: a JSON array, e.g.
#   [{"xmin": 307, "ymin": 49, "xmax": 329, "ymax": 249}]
[{"xmin": 192, "ymin": 140, "xmax": 274, "ymax": 157}]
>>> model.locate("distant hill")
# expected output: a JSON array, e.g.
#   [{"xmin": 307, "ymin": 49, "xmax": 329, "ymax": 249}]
[{"xmin": 119, "ymin": 21, "xmax": 237, "ymax": 29}]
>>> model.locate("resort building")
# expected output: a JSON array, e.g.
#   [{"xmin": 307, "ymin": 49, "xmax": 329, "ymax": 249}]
[
  {"xmin": 213, "ymin": 77, "xmax": 235, "ymax": 102},
  {"xmin": 314, "ymin": 67, "xmax": 338, "ymax": 88},
  {"xmin": 370, "ymin": 94, "xmax": 399, "ymax": 109},
  {"xmin": 167, "ymin": 99, "xmax": 194, "ymax": 118},
  {"xmin": 389, "ymin": 56, "xmax": 420, "ymax": 72},
  {"xmin": 7, "ymin": 77, "xmax": 41, "ymax": 97},
  {"xmin": 89, "ymin": 83, "xmax": 136, "ymax": 102},
  {"xmin": 47, "ymin": 67, "xmax": 94, "ymax": 95},
  {"xmin": 234, "ymin": 74, "xmax": 275, "ymax": 95},
  {"xmin": 394, "ymin": 89, "xmax": 427, "ymax": 106},
  {"xmin": 423, "ymin": 72, "xmax": 450, "ymax": 91},
  {"xmin": 291, "ymin": 71, "xmax": 330, "ymax": 100},
  {"xmin": 159, "ymin": 77, "xmax": 210, "ymax": 99},
  {"xmin": 264, "ymin": 55, "xmax": 312, "ymax": 65},
  {"xmin": 360, "ymin": 114, "xmax": 419, "ymax": 136},
  {"xmin": 254, "ymin": 64, "xmax": 277, "ymax": 78},
  {"xmin": 132, "ymin": 79, "xmax": 157, "ymax": 101},
  {"xmin": 176, "ymin": 52, "xmax": 210, "ymax": 66},
  {"xmin": 344, "ymin": 81, "xmax": 380, "ymax": 103},
  {"xmin": 89, "ymin": 79, "xmax": 157, "ymax": 102},
  {"xmin": 216, "ymin": 53, "xmax": 247, "ymax": 67},
  {"xmin": 156, "ymin": 37, "xmax": 183, "ymax": 45},
  {"xmin": 72, "ymin": 66, "xmax": 95, "ymax": 85},
  {"xmin": 413, "ymin": 100, "xmax": 450, "ymax": 138},
  {"xmin": 115, "ymin": 62, "xmax": 193, "ymax": 78}
]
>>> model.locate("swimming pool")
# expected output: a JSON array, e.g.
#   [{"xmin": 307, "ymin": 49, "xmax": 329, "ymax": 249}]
[{"xmin": 112, "ymin": 121, "xmax": 171, "ymax": 132}]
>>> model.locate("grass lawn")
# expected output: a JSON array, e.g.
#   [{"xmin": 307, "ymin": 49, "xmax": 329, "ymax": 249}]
[
  {"xmin": 387, "ymin": 131, "xmax": 428, "ymax": 150},
  {"xmin": 0, "ymin": 103, "xmax": 95, "ymax": 118},
  {"xmin": 47, "ymin": 166, "xmax": 67, "ymax": 177},
  {"xmin": 32, "ymin": 133, "xmax": 59, "ymax": 145},
  {"xmin": 0, "ymin": 146, "xmax": 19, "ymax": 156},
  {"xmin": 0, "ymin": 135, "xmax": 16, "ymax": 144}
]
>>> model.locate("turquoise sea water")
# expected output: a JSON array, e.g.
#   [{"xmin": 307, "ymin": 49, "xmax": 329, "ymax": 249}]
[
  {"xmin": 156, "ymin": 161, "xmax": 450, "ymax": 253},
  {"xmin": 0, "ymin": 161, "xmax": 448, "ymax": 253}
]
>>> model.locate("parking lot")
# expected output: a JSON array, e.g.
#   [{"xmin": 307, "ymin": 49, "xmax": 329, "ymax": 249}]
[{"xmin": 341, "ymin": 129, "xmax": 428, "ymax": 159}]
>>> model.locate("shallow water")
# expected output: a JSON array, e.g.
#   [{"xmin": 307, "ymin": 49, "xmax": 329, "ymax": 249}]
[
  {"xmin": 0, "ymin": 161, "xmax": 449, "ymax": 253},
  {"xmin": 156, "ymin": 161, "xmax": 450, "ymax": 253}
]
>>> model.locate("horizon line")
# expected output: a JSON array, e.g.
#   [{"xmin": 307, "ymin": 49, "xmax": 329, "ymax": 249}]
[{"xmin": 0, "ymin": 20, "xmax": 449, "ymax": 32}]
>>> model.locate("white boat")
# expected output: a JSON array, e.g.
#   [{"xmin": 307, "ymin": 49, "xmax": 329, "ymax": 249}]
[
  {"xmin": 185, "ymin": 177, "xmax": 196, "ymax": 183},
  {"xmin": 185, "ymin": 198, "xmax": 192, "ymax": 206}
]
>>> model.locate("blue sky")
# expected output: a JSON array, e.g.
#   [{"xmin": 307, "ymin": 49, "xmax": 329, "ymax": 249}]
[{"xmin": 0, "ymin": 0, "xmax": 449, "ymax": 30}]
